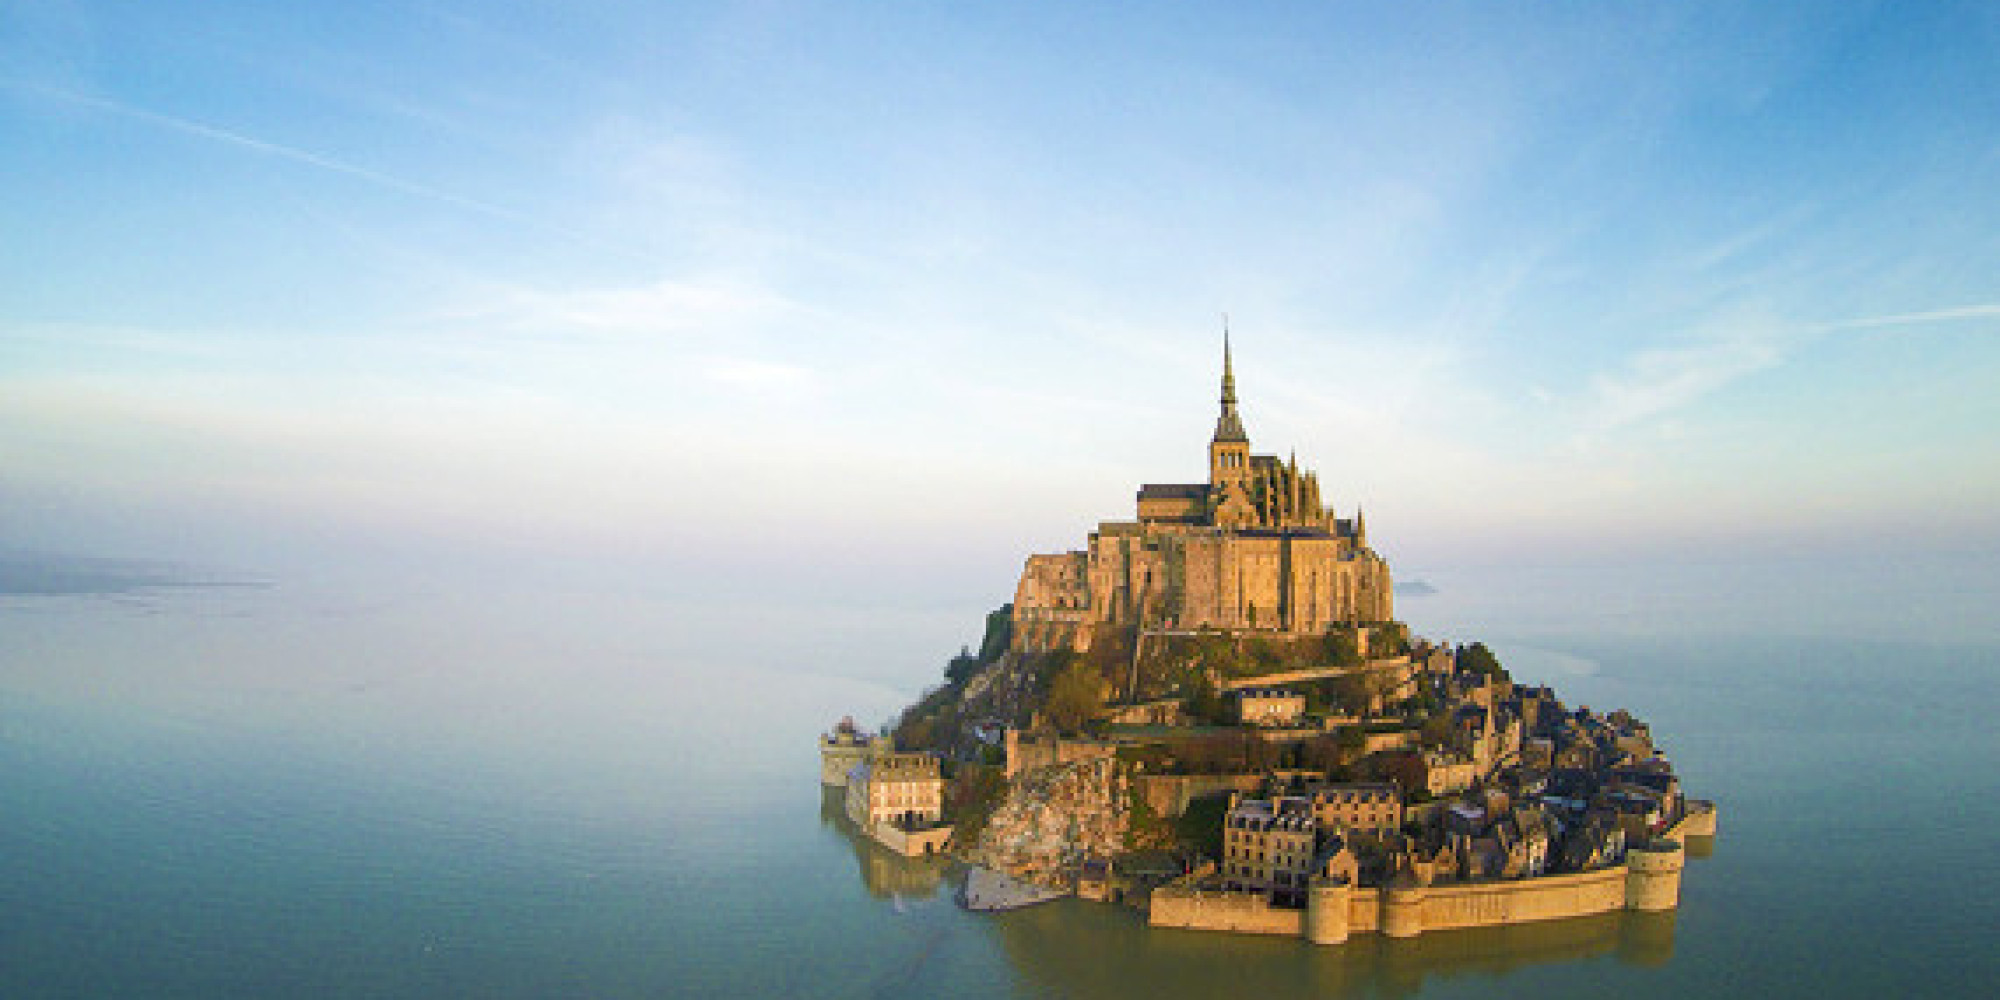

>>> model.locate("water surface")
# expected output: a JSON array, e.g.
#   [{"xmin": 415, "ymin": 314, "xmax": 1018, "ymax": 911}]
[{"xmin": 3, "ymin": 556, "xmax": 1994, "ymax": 997}]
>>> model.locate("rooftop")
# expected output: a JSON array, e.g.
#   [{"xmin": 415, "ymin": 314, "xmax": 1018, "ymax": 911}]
[{"xmin": 1138, "ymin": 483, "xmax": 1210, "ymax": 500}]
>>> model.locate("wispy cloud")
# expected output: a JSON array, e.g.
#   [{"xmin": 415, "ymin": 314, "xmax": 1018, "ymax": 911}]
[
  {"xmin": 1565, "ymin": 301, "xmax": 1998, "ymax": 449},
  {"xmin": 1572, "ymin": 322, "xmax": 1788, "ymax": 445},
  {"xmin": 10, "ymin": 82, "xmax": 645, "ymax": 261},
  {"xmin": 1823, "ymin": 303, "xmax": 2000, "ymax": 332},
  {"xmin": 1679, "ymin": 201, "xmax": 1821, "ymax": 273}
]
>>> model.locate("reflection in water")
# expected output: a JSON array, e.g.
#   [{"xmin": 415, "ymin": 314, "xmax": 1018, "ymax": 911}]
[
  {"xmin": 1618, "ymin": 911, "xmax": 1678, "ymax": 969},
  {"xmin": 820, "ymin": 787, "xmax": 950, "ymax": 901},
  {"xmin": 985, "ymin": 902, "xmax": 1676, "ymax": 999}
]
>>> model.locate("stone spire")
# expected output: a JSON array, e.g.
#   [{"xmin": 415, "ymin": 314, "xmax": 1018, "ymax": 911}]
[
  {"xmin": 1289, "ymin": 451, "xmax": 1302, "ymax": 519},
  {"xmin": 1214, "ymin": 326, "xmax": 1249, "ymax": 443}
]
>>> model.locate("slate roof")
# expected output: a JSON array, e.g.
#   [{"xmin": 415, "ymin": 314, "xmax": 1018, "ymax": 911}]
[{"xmin": 1137, "ymin": 483, "xmax": 1210, "ymax": 500}]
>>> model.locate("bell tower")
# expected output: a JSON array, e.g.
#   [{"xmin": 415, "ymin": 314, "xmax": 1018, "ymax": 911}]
[{"xmin": 1208, "ymin": 328, "xmax": 1254, "ymax": 528}]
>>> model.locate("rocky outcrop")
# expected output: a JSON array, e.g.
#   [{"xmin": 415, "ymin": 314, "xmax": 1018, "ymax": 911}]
[
  {"xmin": 972, "ymin": 757, "xmax": 1128, "ymax": 887},
  {"xmin": 957, "ymin": 650, "xmax": 1044, "ymax": 727}
]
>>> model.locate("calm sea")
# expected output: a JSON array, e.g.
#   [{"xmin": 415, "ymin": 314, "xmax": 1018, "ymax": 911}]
[{"xmin": 3, "ymin": 555, "xmax": 1995, "ymax": 998}]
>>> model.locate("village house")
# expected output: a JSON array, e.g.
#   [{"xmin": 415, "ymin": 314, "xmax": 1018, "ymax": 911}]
[
  {"xmin": 1303, "ymin": 782, "xmax": 1404, "ymax": 835},
  {"xmin": 844, "ymin": 751, "xmax": 944, "ymax": 831},
  {"xmin": 1220, "ymin": 794, "xmax": 1335, "ymax": 895},
  {"xmin": 1233, "ymin": 686, "xmax": 1307, "ymax": 727}
]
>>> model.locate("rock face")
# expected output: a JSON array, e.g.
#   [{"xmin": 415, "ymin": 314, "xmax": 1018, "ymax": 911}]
[
  {"xmin": 973, "ymin": 758, "xmax": 1128, "ymax": 887},
  {"xmin": 957, "ymin": 651, "xmax": 1044, "ymax": 728}
]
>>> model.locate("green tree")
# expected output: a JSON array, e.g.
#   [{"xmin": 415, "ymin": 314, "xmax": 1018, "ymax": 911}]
[
  {"xmin": 1419, "ymin": 713, "xmax": 1457, "ymax": 751},
  {"xmin": 1034, "ymin": 648, "xmax": 1078, "ymax": 696},
  {"xmin": 1177, "ymin": 793, "xmax": 1231, "ymax": 858},
  {"xmin": 1377, "ymin": 752, "xmax": 1427, "ymax": 796},
  {"xmin": 1458, "ymin": 642, "xmax": 1507, "ymax": 680},
  {"xmin": 976, "ymin": 605, "xmax": 1014, "ymax": 663},
  {"xmin": 1322, "ymin": 628, "xmax": 1362, "ymax": 667},
  {"xmin": 1191, "ymin": 630, "xmax": 1248, "ymax": 679},
  {"xmin": 944, "ymin": 645, "xmax": 980, "ymax": 685},
  {"xmin": 1246, "ymin": 636, "xmax": 1283, "ymax": 674},
  {"xmin": 1184, "ymin": 672, "xmax": 1227, "ymax": 725},
  {"xmin": 1303, "ymin": 732, "xmax": 1360, "ymax": 774},
  {"xmin": 1044, "ymin": 660, "xmax": 1105, "ymax": 733},
  {"xmin": 1371, "ymin": 621, "xmax": 1411, "ymax": 657}
]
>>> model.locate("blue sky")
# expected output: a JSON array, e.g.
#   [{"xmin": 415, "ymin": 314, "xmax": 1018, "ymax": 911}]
[{"xmin": 4, "ymin": 1, "xmax": 1997, "ymax": 600}]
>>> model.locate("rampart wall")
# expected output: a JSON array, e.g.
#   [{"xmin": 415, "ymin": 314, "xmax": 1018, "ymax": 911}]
[
  {"xmin": 1004, "ymin": 730, "xmax": 1119, "ymax": 779},
  {"xmin": 1148, "ymin": 887, "xmax": 1306, "ymax": 937},
  {"xmin": 868, "ymin": 822, "xmax": 953, "ymax": 858},
  {"xmin": 1148, "ymin": 811, "xmax": 1711, "ymax": 945},
  {"xmin": 1150, "ymin": 866, "xmax": 1641, "ymax": 943},
  {"xmin": 1214, "ymin": 656, "xmax": 1413, "ymax": 692},
  {"xmin": 1401, "ymin": 869, "xmax": 1629, "ymax": 932}
]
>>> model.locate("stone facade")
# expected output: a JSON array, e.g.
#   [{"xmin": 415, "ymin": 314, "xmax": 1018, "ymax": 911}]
[
  {"xmin": 1233, "ymin": 687, "xmax": 1307, "ymax": 727},
  {"xmin": 845, "ymin": 751, "xmax": 944, "ymax": 831},
  {"xmin": 1305, "ymin": 782, "xmax": 1404, "ymax": 835},
  {"xmin": 1002, "ymin": 728, "xmax": 1119, "ymax": 779},
  {"xmin": 1013, "ymin": 340, "xmax": 1393, "ymax": 653},
  {"xmin": 820, "ymin": 719, "xmax": 892, "ymax": 786},
  {"xmin": 1221, "ymin": 795, "xmax": 1321, "ymax": 892}
]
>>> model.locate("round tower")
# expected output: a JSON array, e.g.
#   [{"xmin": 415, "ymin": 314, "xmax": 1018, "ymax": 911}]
[
  {"xmin": 1381, "ymin": 878, "xmax": 1427, "ymax": 939},
  {"xmin": 1305, "ymin": 877, "xmax": 1352, "ymax": 946},
  {"xmin": 1624, "ymin": 839, "xmax": 1686, "ymax": 912},
  {"xmin": 1680, "ymin": 800, "xmax": 1720, "ymax": 838}
]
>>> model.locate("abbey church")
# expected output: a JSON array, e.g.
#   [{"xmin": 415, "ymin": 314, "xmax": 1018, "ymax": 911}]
[{"xmin": 1012, "ymin": 339, "xmax": 1394, "ymax": 652}]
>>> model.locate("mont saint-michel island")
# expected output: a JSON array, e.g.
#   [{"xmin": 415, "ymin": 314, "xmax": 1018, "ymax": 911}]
[{"xmin": 822, "ymin": 339, "xmax": 1718, "ymax": 945}]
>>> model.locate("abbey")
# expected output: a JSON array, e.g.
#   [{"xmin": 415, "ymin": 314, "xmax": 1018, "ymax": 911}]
[{"xmin": 1012, "ymin": 339, "xmax": 1394, "ymax": 652}]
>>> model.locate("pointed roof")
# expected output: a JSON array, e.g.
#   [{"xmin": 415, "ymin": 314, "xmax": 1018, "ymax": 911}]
[{"xmin": 1213, "ymin": 329, "xmax": 1249, "ymax": 443}]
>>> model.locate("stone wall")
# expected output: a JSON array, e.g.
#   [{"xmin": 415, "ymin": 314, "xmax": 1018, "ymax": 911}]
[
  {"xmin": 1013, "ymin": 523, "xmax": 1395, "ymax": 653},
  {"xmin": 1362, "ymin": 730, "xmax": 1419, "ymax": 754},
  {"xmin": 1013, "ymin": 552, "xmax": 1091, "ymax": 652},
  {"xmin": 1148, "ymin": 887, "xmax": 1305, "ymax": 937},
  {"xmin": 1214, "ymin": 655, "xmax": 1412, "ymax": 693},
  {"xmin": 1157, "ymin": 532, "xmax": 1392, "ymax": 634},
  {"xmin": 1135, "ymin": 773, "xmax": 1264, "ymax": 819},
  {"xmin": 1004, "ymin": 729, "xmax": 1119, "ymax": 779},
  {"xmin": 1152, "ymin": 868, "xmax": 1633, "ymax": 942},
  {"xmin": 1403, "ymin": 869, "xmax": 1630, "ymax": 933},
  {"xmin": 1679, "ymin": 800, "xmax": 1719, "ymax": 837},
  {"xmin": 1147, "ymin": 810, "xmax": 1708, "ymax": 945},
  {"xmin": 871, "ymin": 822, "xmax": 953, "ymax": 858},
  {"xmin": 819, "ymin": 733, "xmax": 890, "ymax": 786}
]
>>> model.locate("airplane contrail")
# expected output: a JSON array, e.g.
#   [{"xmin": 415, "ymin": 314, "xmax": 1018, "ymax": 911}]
[{"xmin": 1825, "ymin": 304, "xmax": 2000, "ymax": 332}]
